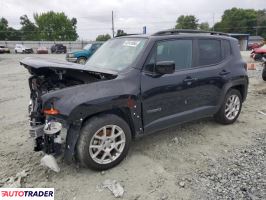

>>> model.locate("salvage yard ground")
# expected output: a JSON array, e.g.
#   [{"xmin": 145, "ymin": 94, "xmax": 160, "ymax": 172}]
[{"xmin": 0, "ymin": 53, "xmax": 265, "ymax": 200}]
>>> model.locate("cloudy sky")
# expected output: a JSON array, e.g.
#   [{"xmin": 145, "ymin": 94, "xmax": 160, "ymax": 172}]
[{"xmin": 0, "ymin": 0, "xmax": 265, "ymax": 40}]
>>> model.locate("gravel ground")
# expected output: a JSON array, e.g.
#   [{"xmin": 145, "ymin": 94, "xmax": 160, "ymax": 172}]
[{"xmin": 0, "ymin": 52, "xmax": 265, "ymax": 200}]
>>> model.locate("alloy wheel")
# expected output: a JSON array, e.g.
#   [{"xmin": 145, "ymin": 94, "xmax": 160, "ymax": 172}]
[
  {"xmin": 89, "ymin": 125, "xmax": 126, "ymax": 164},
  {"xmin": 225, "ymin": 94, "xmax": 240, "ymax": 120}
]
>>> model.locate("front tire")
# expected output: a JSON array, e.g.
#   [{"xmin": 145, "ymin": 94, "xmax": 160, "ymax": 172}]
[
  {"xmin": 77, "ymin": 57, "xmax": 87, "ymax": 64},
  {"xmin": 76, "ymin": 114, "xmax": 132, "ymax": 170},
  {"xmin": 214, "ymin": 89, "xmax": 242, "ymax": 125}
]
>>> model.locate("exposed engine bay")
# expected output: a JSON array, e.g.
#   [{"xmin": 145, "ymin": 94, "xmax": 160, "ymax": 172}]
[
  {"xmin": 20, "ymin": 57, "xmax": 117, "ymax": 171},
  {"xmin": 28, "ymin": 67, "xmax": 116, "ymax": 127}
]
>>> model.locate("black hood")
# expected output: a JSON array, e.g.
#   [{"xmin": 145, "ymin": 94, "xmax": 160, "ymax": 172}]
[{"xmin": 20, "ymin": 57, "xmax": 118, "ymax": 75}]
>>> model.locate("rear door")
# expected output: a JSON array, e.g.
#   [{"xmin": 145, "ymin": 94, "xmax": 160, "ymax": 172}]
[{"xmin": 182, "ymin": 38, "xmax": 227, "ymax": 111}]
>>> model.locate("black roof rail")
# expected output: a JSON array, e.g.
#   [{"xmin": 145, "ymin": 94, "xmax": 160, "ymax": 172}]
[
  {"xmin": 152, "ymin": 29, "xmax": 229, "ymax": 36},
  {"xmin": 115, "ymin": 33, "xmax": 141, "ymax": 38}
]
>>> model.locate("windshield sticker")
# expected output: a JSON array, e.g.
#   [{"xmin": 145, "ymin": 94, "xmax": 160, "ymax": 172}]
[{"xmin": 123, "ymin": 41, "xmax": 141, "ymax": 47}]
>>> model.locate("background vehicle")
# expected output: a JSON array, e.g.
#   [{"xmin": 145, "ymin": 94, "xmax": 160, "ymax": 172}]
[
  {"xmin": 21, "ymin": 29, "xmax": 248, "ymax": 171},
  {"xmin": 0, "ymin": 46, "xmax": 10, "ymax": 53},
  {"xmin": 66, "ymin": 42, "xmax": 103, "ymax": 64},
  {"xmin": 248, "ymin": 43, "xmax": 261, "ymax": 50},
  {"xmin": 51, "ymin": 44, "xmax": 67, "ymax": 53},
  {"xmin": 37, "ymin": 46, "xmax": 48, "ymax": 54},
  {"xmin": 262, "ymin": 57, "xmax": 266, "ymax": 81},
  {"xmin": 14, "ymin": 44, "xmax": 33, "ymax": 54},
  {"xmin": 251, "ymin": 46, "xmax": 266, "ymax": 61}
]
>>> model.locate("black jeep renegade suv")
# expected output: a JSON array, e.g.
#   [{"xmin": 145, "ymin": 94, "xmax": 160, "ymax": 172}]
[{"xmin": 21, "ymin": 29, "xmax": 248, "ymax": 170}]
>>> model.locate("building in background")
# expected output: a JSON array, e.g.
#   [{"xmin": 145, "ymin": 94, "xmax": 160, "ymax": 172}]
[
  {"xmin": 249, "ymin": 36, "xmax": 264, "ymax": 44},
  {"xmin": 228, "ymin": 33, "xmax": 250, "ymax": 51}
]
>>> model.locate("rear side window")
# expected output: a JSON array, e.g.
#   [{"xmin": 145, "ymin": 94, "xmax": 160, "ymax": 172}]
[
  {"xmin": 222, "ymin": 40, "xmax": 232, "ymax": 59},
  {"xmin": 198, "ymin": 39, "xmax": 222, "ymax": 66},
  {"xmin": 146, "ymin": 39, "xmax": 192, "ymax": 72}
]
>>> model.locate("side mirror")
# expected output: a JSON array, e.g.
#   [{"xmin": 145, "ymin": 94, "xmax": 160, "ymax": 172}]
[{"xmin": 155, "ymin": 61, "xmax": 175, "ymax": 75}]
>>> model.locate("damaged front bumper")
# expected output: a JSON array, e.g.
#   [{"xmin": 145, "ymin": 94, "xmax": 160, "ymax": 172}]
[
  {"xmin": 30, "ymin": 120, "xmax": 63, "ymax": 154},
  {"xmin": 30, "ymin": 120, "xmax": 64, "ymax": 172},
  {"xmin": 29, "ymin": 115, "xmax": 82, "ymax": 172}
]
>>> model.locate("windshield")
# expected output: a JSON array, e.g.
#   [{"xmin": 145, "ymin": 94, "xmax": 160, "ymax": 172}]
[
  {"xmin": 85, "ymin": 38, "xmax": 147, "ymax": 71},
  {"xmin": 83, "ymin": 44, "xmax": 92, "ymax": 50}
]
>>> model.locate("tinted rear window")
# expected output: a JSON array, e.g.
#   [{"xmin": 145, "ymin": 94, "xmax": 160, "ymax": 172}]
[
  {"xmin": 198, "ymin": 39, "xmax": 222, "ymax": 66},
  {"xmin": 223, "ymin": 40, "xmax": 232, "ymax": 59}
]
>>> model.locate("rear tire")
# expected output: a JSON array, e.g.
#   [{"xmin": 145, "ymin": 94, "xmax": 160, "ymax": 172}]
[
  {"xmin": 254, "ymin": 54, "xmax": 263, "ymax": 61},
  {"xmin": 262, "ymin": 68, "xmax": 266, "ymax": 81},
  {"xmin": 76, "ymin": 114, "xmax": 131, "ymax": 170},
  {"xmin": 214, "ymin": 89, "xmax": 242, "ymax": 125}
]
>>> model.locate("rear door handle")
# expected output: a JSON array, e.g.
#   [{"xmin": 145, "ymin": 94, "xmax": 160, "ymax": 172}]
[{"xmin": 219, "ymin": 70, "xmax": 230, "ymax": 76}]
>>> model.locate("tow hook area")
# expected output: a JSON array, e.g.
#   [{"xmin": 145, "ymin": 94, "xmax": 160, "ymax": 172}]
[{"xmin": 41, "ymin": 121, "xmax": 62, "ymax": 172}]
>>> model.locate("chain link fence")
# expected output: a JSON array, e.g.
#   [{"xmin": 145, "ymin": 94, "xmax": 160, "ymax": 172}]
[{"xmin": 0, "ymin": 40, "xmax": 93, "ymax": 53}]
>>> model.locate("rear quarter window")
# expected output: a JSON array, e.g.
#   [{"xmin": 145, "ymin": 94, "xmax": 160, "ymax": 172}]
[
  {"xmin": 222, "ymin": 40, "xmax": 232, "ymax": 59},
  {"xmin": 198, "ymin": 39, "xmax": 222, "ymax": 66}
]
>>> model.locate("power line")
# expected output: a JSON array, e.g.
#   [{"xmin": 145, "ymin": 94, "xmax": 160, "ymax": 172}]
[{"xmin": 1, "ymin": 25, "xmax": 266, "ymax": 33}]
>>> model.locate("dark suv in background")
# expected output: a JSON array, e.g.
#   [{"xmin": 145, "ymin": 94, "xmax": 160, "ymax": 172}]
[
  {"xmin": 51, "ymin": 44, "xmax": 67, "ymax": 53},
  {"xmin": 21, "ymin": 29, "xmax": 248, "ymax": 171}
]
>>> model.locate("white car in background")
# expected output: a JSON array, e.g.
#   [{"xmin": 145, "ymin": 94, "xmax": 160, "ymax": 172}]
[{"xmin": 14, "ymin": 44, "xmax": 33, "ymax": 54}]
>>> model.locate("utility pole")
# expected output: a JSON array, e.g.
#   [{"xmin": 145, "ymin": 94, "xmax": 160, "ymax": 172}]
[
  {"xmin": 112, "ymin": 10, "xmax": 115, "ymax": 38},
  {"xmin": 212, "ymin": 13, "xmax": 215, "ymax": 31},
  {"xmin": 143, "ymin": 26, "xmax": 147, "ymax": 34}
]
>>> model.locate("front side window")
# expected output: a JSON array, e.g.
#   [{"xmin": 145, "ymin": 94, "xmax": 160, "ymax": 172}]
[
  {"xmin": 198, "ymin": 39, "xmax": 222, "ymax": 66},
  {"xmin": 146, "ymin": 39, "xmax": 193, "ymax": 72},
  {"xmin": 85, "ymin": 38, "xmax": 147, "ymax": 71}
]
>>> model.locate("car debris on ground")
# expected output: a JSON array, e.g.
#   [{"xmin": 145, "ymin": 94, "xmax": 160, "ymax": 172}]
[
  {"xmin": 257, "ymin": 110, "xmax": 266, "ymax": 116},
  {"xmin": 98, "ymin": 179, "xmax": 124, "ymax": 198},
  {"xmin": 40, "ymin": 154, "xmax": 60, "ymax": 172},
  {"xmin": 1, "ymin": 170, "xmax": 29, "ymax": 188}
]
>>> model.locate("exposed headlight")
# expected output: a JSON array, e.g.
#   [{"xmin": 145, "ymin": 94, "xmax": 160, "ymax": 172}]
[{"xmin": 68, "ymin": 53, "xmax": 75, "ymax": 58}]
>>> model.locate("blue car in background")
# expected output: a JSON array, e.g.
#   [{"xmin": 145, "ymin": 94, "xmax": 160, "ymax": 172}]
[{"xmin": 66, "ymin": 42, "xmax": 103, "ymax": 64}]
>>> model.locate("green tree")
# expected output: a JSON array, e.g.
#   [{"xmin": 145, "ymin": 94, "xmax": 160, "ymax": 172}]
[
  {"xmin": 0, "ymin": 17, "xmax": 8, "ymax": 40},
  {"xmin": 256, "ymin": 9, "xmax": 266, "ymax": 38},
  {"xmin": 198, "ymin": 22, "xmax": 210, "ymax": 31},
  {"xmin": 7, "ymin": 27, "xmax": 21, "ymax": 40},
  {"xmin": 96, "ymin": 34, "xmax": 111, "ymax": 41},
  {"xmin": 116, "ymin": 29, "xmax": 127, "ymax": 37},
  {"xmin": 175, "ymin": 15, "xmax": 198, "ymax": 29},
  {"xmin": 34, "ymin": 11, "xmax": 78, "ymax": 41},
  {"xmin": 20, "ymin": 15, "xmax": 39, "ymax": 40},
  {"xmin": 213, "ymin": 8, "xmax": 257, "ymax": 34},
  {"xmin": 0, "ymin": 18, "xmax": 21, "ymax": 40}
]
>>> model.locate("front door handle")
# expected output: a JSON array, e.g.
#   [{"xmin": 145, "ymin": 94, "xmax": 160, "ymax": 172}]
[{"xmin": 219, "ymin": 70, "xmax": 230, "ymax": 76}]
